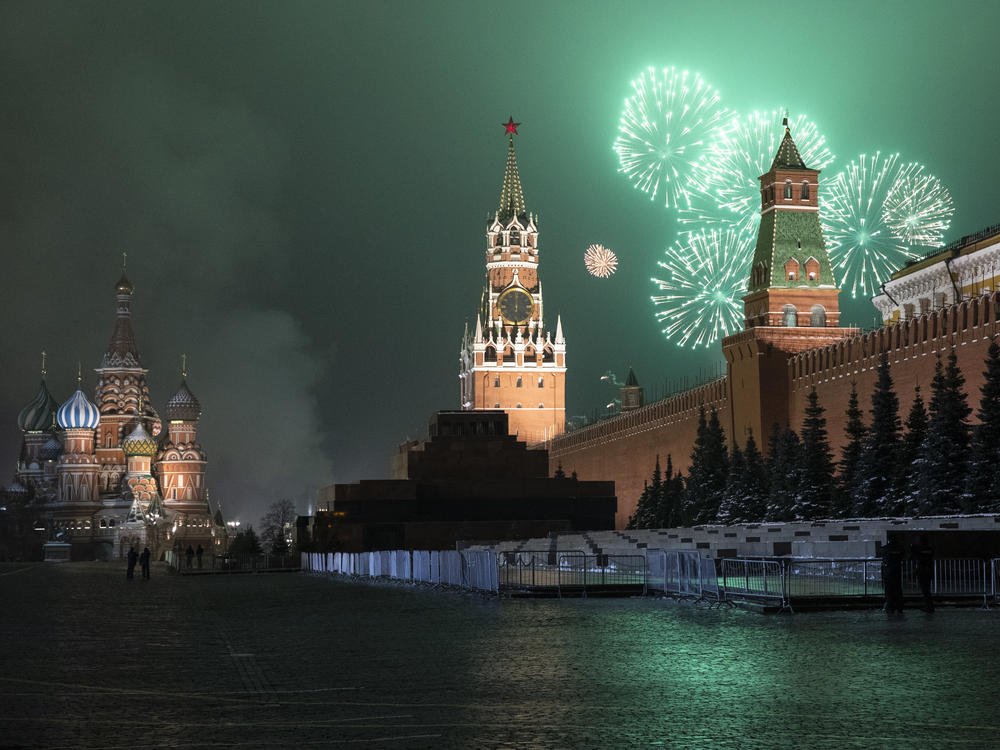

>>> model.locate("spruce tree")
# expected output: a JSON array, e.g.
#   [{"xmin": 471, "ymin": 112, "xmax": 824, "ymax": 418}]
[
  {"xmin": 626, "ymin": 480, "xmax": 650, "ymax": 529},
  {"xmin": 656, "ymin": 455, "xmax": 679, "ymax": 528},
  {"xmin": 741, "ymin": 430, "xmax": 770, "ymax": 522},
  {"xmin": 685, "ymin": 407, "xmax": 728, "ymax": 524},
  {"xmin": 716, "ymin": 443, "xmax": 745, "ymax": 524},
  {"xmin": 766, "ymin": 427, "xmax": 802, "ymax": 521},
  {"xmin": 918, "ymin": 349, "xmax": 972, "ymax": 514},
  {"xmin": 853, "ymin": 354, "xmax": 901, "ymax": 517},
  {"xmin": 898, "ymin": 386, "xmax": 928, "ymax": 515},
  {"xmin": 966, "ymin": 340, "xmax": 1000, "ymax": 511},
  {"xmin": 836, "ymin": 382, "xmax": 865, "ymax": 517},
  {"xmin": 796, "ymin": 389, "xmax": 836, "ymax": 520}
]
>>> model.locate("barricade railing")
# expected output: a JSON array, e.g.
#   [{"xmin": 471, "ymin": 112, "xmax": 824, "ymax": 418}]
[
  {"xmin": 495, "ymin": 550, "xmax": 647, "ymax": 595},
  {"xmin": 720, "ymin": 558, "xmax": 789, "ymax": 611},
  {"xmin": 300, "ymin": 549, "xmax": 498, "ymax": 593},
  {"xmin": 648, "ymin": 550, "xmax": 720, "ymax": 601},
  {"xmin": 169, "ymin": 551, "xmax": 299, "ymax": 574}
]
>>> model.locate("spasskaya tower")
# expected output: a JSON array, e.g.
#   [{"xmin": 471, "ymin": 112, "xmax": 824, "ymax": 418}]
[{"xmin": 459, "ymin": 119, "xmax": 566, "ymax": 443}]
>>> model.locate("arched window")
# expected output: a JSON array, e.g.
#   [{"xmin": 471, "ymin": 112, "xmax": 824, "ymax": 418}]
[
  {"xmin": 782, "ymin": 304, "xmax": 798, "ymax": 327},
  {"xmin": 516, "ymin": 403, "xmax": 522, "ymax": 409},
  {"xmin": 810, "ymin": 305, "xmax": 826, "ymax": 327},
  {"xmin": 510, "ymin": 229, "xmax": 520, "ymax": 245},
  {"xmin": 493, "ymin": 375, "xmax": 500, "ymax": 388},
  {"xmin": 537, "ymin": 377, "xmax": 544, "ymax": 388},
  {"xmin": 516, "ymin": 376, "xmax": 522, "ymax": 388},
  {"xmin": 538, "ymin": 403, "xmax": 544, "ymax": 409},
  {"xmin": 784, "ymin": 180, "xmax": 792, "ymax": 199},
  {"xmin": 801, "ymin": 181, "xmax": 810, "ymax": 200},
  {"xmin": 485, "ymin": 345, "xmax": 496, "ymax": 362}
]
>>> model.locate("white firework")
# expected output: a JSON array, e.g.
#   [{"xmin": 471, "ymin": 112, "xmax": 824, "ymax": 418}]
[
  {"xmin": 882, "ymin": 163, "xmax": 954, "ymax": 247},
  {"xmin": 651, "ymin": 226, "xmax": 751, "ymax": 348},
  {"xmin": 821, "ymin": 153, "xmax": 953, "ymax": 298},
  {"xmin": 682, "ymin": 109, "xmax": 835, "ymax": 241},
  {"xmin": 584, "ymin": 244, "xmax": 618, "ymax": 278},
  {"xmin": 613, "ymin": 66, "xmax": 731, "ymax": 209}
]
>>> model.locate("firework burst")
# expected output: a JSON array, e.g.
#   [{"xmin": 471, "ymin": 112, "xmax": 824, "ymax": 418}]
[
  {"xmin": 821, "ymin": 152, "xmax": 939, "ymax": 298},
  {"xmin": 651, "ymin": 227, "xmax": 751, "ymax": 348},
  {"xmin": 613, "ymin": 67, "xmax": 730, "ymax": 209},
  {"xmin": 882, "ymin": 163, "xmax": 954, "ymax": 247},
  {"xmin": 584, "ymin": 244, "xmax": 618, "ymax": 278},
  {"xmin": 682, "ymin": 109, "xmax": 834, "ymax": 239}
]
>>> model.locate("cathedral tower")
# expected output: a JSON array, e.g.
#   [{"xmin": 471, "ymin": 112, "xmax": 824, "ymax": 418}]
[
  {"xmin": 157, "ymin": 359, "xmax": 209, "ymax": 515},
  {"xmin": 93, "ymin": 265, "xmax": 159, "ymax": 499},
  {"xmin": 723, "ymin": 118, "xmax": 858, "ymax": 446},
  {"xmin": 55, "ymin": 371, "xmax": 102, "ymax": 507},
  {"xmin": 459, "ymin": 120, "xmax": 566, "ymax": 443}
]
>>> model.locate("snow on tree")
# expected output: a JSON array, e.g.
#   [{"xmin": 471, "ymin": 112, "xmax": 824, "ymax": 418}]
[
  {"xmin": 796, "ymin": 389, "xmax": 836, "ymax": 519},
  {"xmin": 966, "ymin": 340, "xmax": 1000, "ymax": 511},
  {"xmin": 836, "ymin": 382, "xmax": 865, "ymax": 517},
  {"xmin": 853, "ymin": 354, "xmax": 901, "ymax": 517},
  {"xmin": 898, "ymin": 385, "xmax": 928, "ymax": 515},
  {"xmin": 766, "ymin": 425, "xmax": 803, "ymax": 522},
  {"xmin": 684, "ymin": 407, "xmax": 728, "ymax": 524},
  {"xmin": 918, "ymin": 349, "xmax": 972, "ymax": 514}
]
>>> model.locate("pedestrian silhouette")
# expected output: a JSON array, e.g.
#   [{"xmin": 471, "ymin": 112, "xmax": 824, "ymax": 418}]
[
  {"xmin": 196, "ymin": 544, "xmax": 204, "ymax": 569},
  {"xmin": 185, "ymin": 545, "xmax": 194, "ymax": 569},
  {"xmin": 139, "ymin": 546, "xmax": 151, "ymax": 580},
  {"xmin": 911, "ymin": 534, "xmax": 935, "ymax": 612},
  {"xmin": 881, "ymin": 536, "xmax": 905, "ymax": 614},
  {"xmin": 126, "ymin": 546, "xmax": 138, "ymax": 580}
]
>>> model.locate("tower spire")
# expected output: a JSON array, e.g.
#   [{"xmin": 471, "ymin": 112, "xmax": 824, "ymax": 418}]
[
  {"xmin": 498, "ymin": 118, "xmax": 526, "ymax": 220},
  {"xmin": 181, "ymin": 353, "xmax": 187, "ymax": 379},
  {"xmin": 41, "ymin": 351, "xmax": 47, "ymax": 379}
]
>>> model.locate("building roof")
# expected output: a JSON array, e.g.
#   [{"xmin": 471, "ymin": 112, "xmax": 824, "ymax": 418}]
[
  {"xmin": 122, "ymin": 421, "xmax": 157, "ymax": 457},
  {"xmin": 498, "ymin": 136, "xmax": 527, "ymax": 221},
  {"xmin": 625, "ymin": 367, "xmax": 639, "ymax": 387},
  {"xmin": 768, "ymin": 126, "xmax": 809, "ymax": 171},
  {"xmin": 166, "ymin": 380, "xmax": 202, "ymax": 421},
  {"xmin": 18, "ymin": 379, "xmax": 59, "ymax": 432},
  {"xmin": 57, "ymin": 388, "xmax": 101, "ymax": 430}
]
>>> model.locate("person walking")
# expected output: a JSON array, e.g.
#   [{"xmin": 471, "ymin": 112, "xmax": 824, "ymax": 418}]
[
  {"xmin": 185, "ymin": 545, "xmax": 195, "ymax": 569},
  {"xmin": 881, "ymin": 536, "xmax": 905, "ymax": 614},
  {"xmin": 911, "ymin": 534, "xmax": 935, "ymax": 612},
  {"xmin": 126, "ymin": 546, "xmax": 138, "ymax": 580},
  {"xmin": 139, "ymin": 546, "xmax": 151, "ymax": 580},
  {"xmin": 196, "ymin": 544, "xmax": 204, "ymax": 569}
]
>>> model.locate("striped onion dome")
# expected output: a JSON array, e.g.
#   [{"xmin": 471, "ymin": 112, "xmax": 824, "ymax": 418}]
[
  {"xmin": 57, "ymin": 388, "xmax": 101, "ymax": 430},
  {"xmin": 18, "ymin": 380, "xmax": 59, "ymax": 432},
  {"xmin": 40, "ymin": 433, "xmax": 63, "ymax": 460},
  {"xmin": 121, "ymin": 421, "xmax": 157, "ymax": 457},
  {"xmin": 166, "ymin": 380, "xmax": 201, "ymax": 421}
]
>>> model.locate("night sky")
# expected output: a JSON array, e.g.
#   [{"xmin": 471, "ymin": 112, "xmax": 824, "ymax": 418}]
[{"xmin": 3, "ymin": 2, "xmax": 999, "ymax": 523}]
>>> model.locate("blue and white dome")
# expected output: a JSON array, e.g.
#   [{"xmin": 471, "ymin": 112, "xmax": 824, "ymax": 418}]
[{"xmin": 57, "ymin": 388, "xmax": 101, "ymax": 430}]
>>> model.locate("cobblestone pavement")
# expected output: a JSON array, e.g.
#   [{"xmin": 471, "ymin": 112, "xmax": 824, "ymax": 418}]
[{"xmin": 2, "ymin": 562, "xmax": 999, "ymax": 748}]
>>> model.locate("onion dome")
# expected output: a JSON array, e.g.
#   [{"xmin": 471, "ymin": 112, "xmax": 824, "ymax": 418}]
[
  {"xmin": 40, "ymin": 432, "xmax": 63, "ymax": 461},
  {"xmin": 121, "ymin": 421, "xmax": 157, "ymax": 457},
  {"xmin": 18, "ymin": 380, "xmax": 59, "ymax": 432},
  {"xmin": 166, "ymin": 380, "xmax": 202, "ymax": 421},
  {"xmin": 57, "ymin": 388, "xmax": 101, "ymax": 430},
  {"xmin": 115, "ymin": 272, "xmax": 134, "ymax": 295}
]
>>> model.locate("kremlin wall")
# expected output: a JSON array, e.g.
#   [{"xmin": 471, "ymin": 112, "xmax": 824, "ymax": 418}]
[{"xmin": 539, "ymin": 137, "xmax": 1000, "ymax": 528}]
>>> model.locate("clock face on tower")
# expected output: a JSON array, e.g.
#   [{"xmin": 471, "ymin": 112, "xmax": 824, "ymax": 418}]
[{"xmin": 497, "ymin": 287, "xmax": 534, "ymax": 324}]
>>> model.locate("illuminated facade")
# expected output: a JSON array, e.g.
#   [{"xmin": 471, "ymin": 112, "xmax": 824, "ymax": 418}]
[
  {"xmin": 459, "ymin": 123, "xmax": 567, "ymax": 443},
  {"xmin": 11, "ymin": 269, "xmax": 221, "ymax": 559}
]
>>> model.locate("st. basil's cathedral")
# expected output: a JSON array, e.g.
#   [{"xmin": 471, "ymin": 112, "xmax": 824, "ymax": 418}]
[{"xmin": 8, "ymin": 267, "xmax": 223, "ymax": 560}]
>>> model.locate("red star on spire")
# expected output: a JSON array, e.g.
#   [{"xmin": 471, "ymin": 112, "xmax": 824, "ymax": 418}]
[{"xmin": 503, "ymin": 116, "xmax": 520, "ymax": 135}]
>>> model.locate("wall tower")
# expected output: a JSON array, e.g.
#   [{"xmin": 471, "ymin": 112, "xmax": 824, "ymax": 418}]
[
  {"xmin": 723, "ymin": 118, "xmax": 858, "ymax": 446},
  {"xmin": 459, "ymin": 119, "xmax": 566, "ymax": 443}
]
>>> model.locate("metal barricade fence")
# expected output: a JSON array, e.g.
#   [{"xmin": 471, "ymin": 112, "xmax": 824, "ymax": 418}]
[
  {"xmin": 495, "ymin": 550, "xmax": 646, "ymax": 594},
  {"xmin": 786, "ymin": 559, "xmax": 879, "ymax": 598},
  {"xmin": 721, "ymin": 558, "xmax": 787, "ymax": 607}
]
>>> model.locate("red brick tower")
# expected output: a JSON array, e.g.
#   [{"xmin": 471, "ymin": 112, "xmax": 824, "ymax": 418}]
[
  {"xmin": 459, "ymin": 119, "xmax": 566, "ymax": 443},
  {"xmin": 156, "ymin": 358, "xmax": 209, "ymax": 516},
  {"xmin": 722, "ymin": 118, "xmax": 858, "ymax": 446},
  {"xmin": 93, "ymin": 265, "xmax": 160, "ymax": 499}
]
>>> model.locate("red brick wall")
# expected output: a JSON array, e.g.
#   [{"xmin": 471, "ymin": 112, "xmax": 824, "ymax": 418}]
[
  {"xmin": 547, "ymin": 378, "xmax": 727, "ymax": 528},
  {"xmin": 790, "ymin": 294, "xmax": 1000, "ymax": 456}
]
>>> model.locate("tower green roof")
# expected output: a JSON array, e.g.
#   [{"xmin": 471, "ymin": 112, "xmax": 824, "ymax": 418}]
[{"xmin": 498, "ymin": 136, "xmax": 526, "ymax": 221}]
